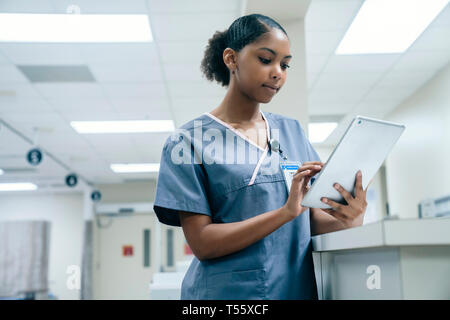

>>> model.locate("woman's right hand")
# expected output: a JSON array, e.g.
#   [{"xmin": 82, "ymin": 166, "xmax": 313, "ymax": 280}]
[{"xmin": 282, "ymin": 161, "xmax": 324, "ymax": 220}]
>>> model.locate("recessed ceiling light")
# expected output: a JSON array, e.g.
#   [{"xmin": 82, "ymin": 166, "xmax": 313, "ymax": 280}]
[
  {"xmin": 110, "ymin": 163, "xmax": 160, "ymax": 173},
  {"xmin": 308, "ymin": 122, "xmax": 338, "ymax": 143},
  {"xmin": 0, "ymin": 13, "xmax": 153, "ymax": 42},
  {"xmin": 70, "ymin": 120, "xmax": 175, "ymax": 133},
  {"xmin": 336, "ymin": 0, "xmax": 449, "ymax": 54},
  {"xmin": 0, "ymin": 182, "xmax": 38, "ymax": 191}
]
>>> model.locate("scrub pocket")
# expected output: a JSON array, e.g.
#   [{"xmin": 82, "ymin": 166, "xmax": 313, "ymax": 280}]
[{"xmin": 206, "ymin": 268, "xmax": 266, "ymax": 300}]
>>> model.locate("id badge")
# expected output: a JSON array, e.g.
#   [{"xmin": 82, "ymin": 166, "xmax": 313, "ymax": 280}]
[{"xmin": 281, "ymin": 161, "xmax": 301, "ymax": 192}]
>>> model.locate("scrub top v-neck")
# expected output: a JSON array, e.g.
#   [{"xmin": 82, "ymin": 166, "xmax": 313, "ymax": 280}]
[{"xmin": 154, "ymin": 111, "xmax": 321, "ymax": 300}]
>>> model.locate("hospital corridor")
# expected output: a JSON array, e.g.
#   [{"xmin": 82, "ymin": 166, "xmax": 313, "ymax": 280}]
[{"xmin": 0, "ymin": 0, "xmax": 450, "ymax": 304}]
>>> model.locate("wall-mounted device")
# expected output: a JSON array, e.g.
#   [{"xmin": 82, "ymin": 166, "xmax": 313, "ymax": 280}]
[{"xmin": 418, "ymin": 195, "xmax": 450, "ymax": 219}]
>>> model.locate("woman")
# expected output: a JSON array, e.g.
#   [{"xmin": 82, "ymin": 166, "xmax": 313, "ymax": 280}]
[{"xmin": 154, "ymin": 14, "xmax": 369, "ymax": 300}]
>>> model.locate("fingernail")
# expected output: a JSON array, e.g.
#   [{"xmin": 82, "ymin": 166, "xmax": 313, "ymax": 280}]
[
  {"xmin": 334, "ymin": 183, "xmax": 339, "ymax": 189},
  {"xmin": 358, "ymin": 170, "xmax": 362, "ymax": 177},
  {"xmin": 321, "ymin": 198, "xmax": 327, "ymax": 203}
]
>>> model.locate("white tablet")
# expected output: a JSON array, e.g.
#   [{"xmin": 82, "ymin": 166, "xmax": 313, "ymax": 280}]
[{"xmin": 301, "ymin": 115, "xmax": 405, "ymax": 209}]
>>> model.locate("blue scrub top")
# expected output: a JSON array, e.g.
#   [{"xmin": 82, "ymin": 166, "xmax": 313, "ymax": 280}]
[{"xmin": 154, "ymin": 111, "xmax": 320, "ymax": 300}]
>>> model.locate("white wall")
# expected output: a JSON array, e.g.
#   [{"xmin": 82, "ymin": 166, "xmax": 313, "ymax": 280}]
[
  {"xmin": 0, "ymin": 192, "xmax": 84, "ymax": 300},
  {"xmin": 385, "ymin": 62, "xmax": 450, "ymax": 219}
]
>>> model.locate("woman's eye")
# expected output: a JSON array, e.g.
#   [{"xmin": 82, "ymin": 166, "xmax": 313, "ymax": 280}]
[{"xmin": 259, "ymin": 57, "xmax": 290, "ymax": 70}]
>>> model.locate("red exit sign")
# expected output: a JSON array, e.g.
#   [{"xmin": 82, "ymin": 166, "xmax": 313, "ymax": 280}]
[{"xmin": 122, "ymin": 245, "xmax": 133, "ymax": 257}]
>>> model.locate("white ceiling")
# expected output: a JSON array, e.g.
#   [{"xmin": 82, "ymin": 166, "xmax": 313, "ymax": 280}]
[
  {"xmin": 0, "ymin": 0, "xmax": 237, "ymax": 188},
  {"xmin": 0, "ymin": 0, "xmax": 449, "ymax": 190},
  {"xmin": 305, "ymin": 0, "xmax": 450, "ymax": 145}
]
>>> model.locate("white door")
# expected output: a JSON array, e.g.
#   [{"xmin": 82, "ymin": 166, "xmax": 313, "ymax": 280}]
[{"xmin": 94, "ymin": 213, "xmax": 156, "ymax": 300}]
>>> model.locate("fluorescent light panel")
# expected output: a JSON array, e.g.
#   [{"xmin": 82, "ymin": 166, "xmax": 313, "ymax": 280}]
[
  {"xmin": 308, "ymin": 122, "xmax": 338, "ymax": 143},
  {"xmin": 0, "ymin": 13, "xmax": 153, "ymax": 42},
  {"xmin": 336, "ymin": 0, "xmax": 449, "ymax": 54},
  {"xmin": 71, "ymin": 120, "xmax": 175, "ymax": 133},
  {"xmin": 111, "ymin": 163, "xmax": 160, "ymax": 173},
  {"xmin": 0, "ymin": 183, "xmax": 38, "ymax": 191}
]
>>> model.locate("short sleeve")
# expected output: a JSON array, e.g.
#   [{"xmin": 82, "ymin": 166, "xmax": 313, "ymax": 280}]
[{"xmin": 153, "ymin": 138, "xmax": 212, "ymax": 227}]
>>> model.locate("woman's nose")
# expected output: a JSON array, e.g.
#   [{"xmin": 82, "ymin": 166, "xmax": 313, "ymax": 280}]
[{"xmin": 271, "ymin": 66, "xmax": 282, "ymax": 80}]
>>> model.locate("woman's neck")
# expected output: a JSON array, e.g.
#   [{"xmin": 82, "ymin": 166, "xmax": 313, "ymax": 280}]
[{"xmin": 210, "ymin": 81, "xmax": 262, "ymax": 124}]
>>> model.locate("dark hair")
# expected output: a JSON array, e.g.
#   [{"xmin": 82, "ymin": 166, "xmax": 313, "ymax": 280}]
[{"xmin": 200, "ymin": 14, "xmax": 288, "ymax": 87}]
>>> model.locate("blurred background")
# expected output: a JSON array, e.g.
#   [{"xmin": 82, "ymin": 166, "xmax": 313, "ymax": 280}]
[{"xmin": 0, "ymin": 0, "xmax": 449, "ymax": 300}]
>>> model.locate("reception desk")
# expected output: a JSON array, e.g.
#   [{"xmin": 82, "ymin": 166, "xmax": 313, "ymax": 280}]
[{"xmin": 311, "ymin": 218, "xmax": 450, "ymax": 299}]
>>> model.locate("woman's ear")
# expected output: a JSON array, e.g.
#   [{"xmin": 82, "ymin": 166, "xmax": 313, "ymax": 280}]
[{"xmin": 223, "ymin": 47, "xmax": 237, "ymax": 73}]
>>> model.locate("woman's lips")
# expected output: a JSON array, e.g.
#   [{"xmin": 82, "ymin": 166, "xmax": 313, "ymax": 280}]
[{"xmin": 262, "ymin": 85, "xmax": 278, "ymax": 94}]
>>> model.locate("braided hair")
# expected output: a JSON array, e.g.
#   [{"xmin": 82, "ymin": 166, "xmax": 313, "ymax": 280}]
[{"xmin": 200, "ymin": 14, "xmax": 288, "ymax": 87}]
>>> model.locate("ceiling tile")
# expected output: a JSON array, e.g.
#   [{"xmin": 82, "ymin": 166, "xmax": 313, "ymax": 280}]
[
  {"xmin": 305, "ymin": 31, "xmax": 345, "ymax": 55},
  {"xmin": 313, "ymin": 71, "xmax": 383, "ymax": 90},
  {"xmin": 308, "ymin": 102, "xmax": 355, "ymax": 116},
  {"xmin": 50, "ymin": 0, "xmax": 148, "ymax": 14},
  {"xmin": 89, "ymin": 62, "xmax": 163, "ymax": 82},
  {"xmin": 0, "ymin": 97, "xmax": 53, "ymax": 113},
  {"xmin": 409, "ymin": 27, "xmax": 450, "ymax": 52},
  {"xmin": 378, "ymin": 69, "xmax": 439, "ymax": 89},
  {"xmin": 0, "ymin": 83, "xmax": 40, "ymax": 97},
  {"xmin": 164, "ymin": 63, "xmax": 204, "ymax": 81},
  {"xmin": 34, "ymin": 83, "xmax": 105, "ymax": 99},
  {"xmin": 83, "ymin": 134, "xmax": 137, "ymax": 149},
  {"xmin": 148, "ymin": 0, "xmax": 240, "ymax": 14},
  {"xmin": 0, "ymin": 43, "xmax": 85, "ymax": 65},
  {"xmin": 307, "ymin": 72, "xmax": 320, "ymax": 89},
  {"xmin": 109, "ymin": 97, "xmax": 172, "ymax": 117},
  {"xmin": 305, "ymin": 0, "xmax": 363, "ymax": 31},
  {"xmin": 364, "ymin": 85, "xmax": 417, "ymax": 104},
  {"xmin": 306, "ymin": 54, "xmax": 329, "ymax": 74},
  {"xmin": 0, "ymin": 0, "xmax": 55, "ymax": 13},
  {"xmin": 324, "ymin": 54, "xmax": 401, "ymax": 73},
  {"xmin": 392, "ymin": 51, "xmax": 450, "ymax": 72},
  {"xmin": 353, "ymin": 100, "xmax": 402, "ymax": 119},
  {"xmin": 0, "ymin": 65, "xmax": 29, "ymax": 83},
  {"xmin": 151, "ymin": 13, "xmax": 236, "ymax": 42},
  {"xmin": 50, "ymin": 97, "xmax": 113, "ymax": 113},
  {"xmin": 77, "ymin": 43, "xmax": 159, "ymax": 64},
  {"xmin": 429, "ymin": 4, "xmax": 450, "ymax": 28},
  {"xmin": 158, "ymin": 41, "xmax": 207, "ymax": 64},
  {"xmin": 0, "ymin": 51, "xmax": 9, "ymax": 63},
  {"xmin": 167, "ymin": 81, "xmax": 226, "ymax": 97},
  {"xmin": 63, "ymin": 111, "xmax": 123, "ymax": 122},
  {"xmin": 101, "ymin": 83, "xmax": 167, "ymax": 98},
  {"xmin": 308, "ymin": 86, "xmax": 367, "ymax": 105}
]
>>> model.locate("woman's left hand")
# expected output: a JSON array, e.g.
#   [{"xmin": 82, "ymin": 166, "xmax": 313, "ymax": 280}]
[{"xmin": 320, "ymin": 170, "xmax": 370, "ymax": 228}]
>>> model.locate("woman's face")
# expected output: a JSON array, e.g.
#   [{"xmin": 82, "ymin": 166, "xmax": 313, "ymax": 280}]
[{"xmin": 233, "ymin": 28, "xmax": 291, "ymax": 103}]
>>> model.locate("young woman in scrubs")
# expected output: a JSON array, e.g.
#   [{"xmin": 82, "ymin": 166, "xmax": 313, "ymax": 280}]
[{"xmin": 154, "ymin": 14, "xmax": 369, "ymax": 300}]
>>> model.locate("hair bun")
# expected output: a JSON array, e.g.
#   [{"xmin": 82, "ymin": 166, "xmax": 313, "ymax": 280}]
[{"xmin": 200, "ymin": 29, "xmax": 230, "ymax": 87}]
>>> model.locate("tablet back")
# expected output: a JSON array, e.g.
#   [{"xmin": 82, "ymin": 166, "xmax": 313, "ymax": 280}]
[{"xmin": 301, "ymin": 116, "xmax": 405, "ymax": 209}]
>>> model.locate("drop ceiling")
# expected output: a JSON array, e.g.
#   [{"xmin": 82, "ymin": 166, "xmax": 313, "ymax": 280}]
[
  {"xmin": 0, "ymin": 0, "xmax": 449, "ymax": 189},
  {"xmin": 305, "ymin": 0, "xmax": 450, "ymax": 145}
]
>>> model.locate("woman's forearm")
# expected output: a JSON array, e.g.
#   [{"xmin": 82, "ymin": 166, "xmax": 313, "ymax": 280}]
[{"xmin": 199, "ymin": 207, "xmax": 293, "ymax": 260}]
